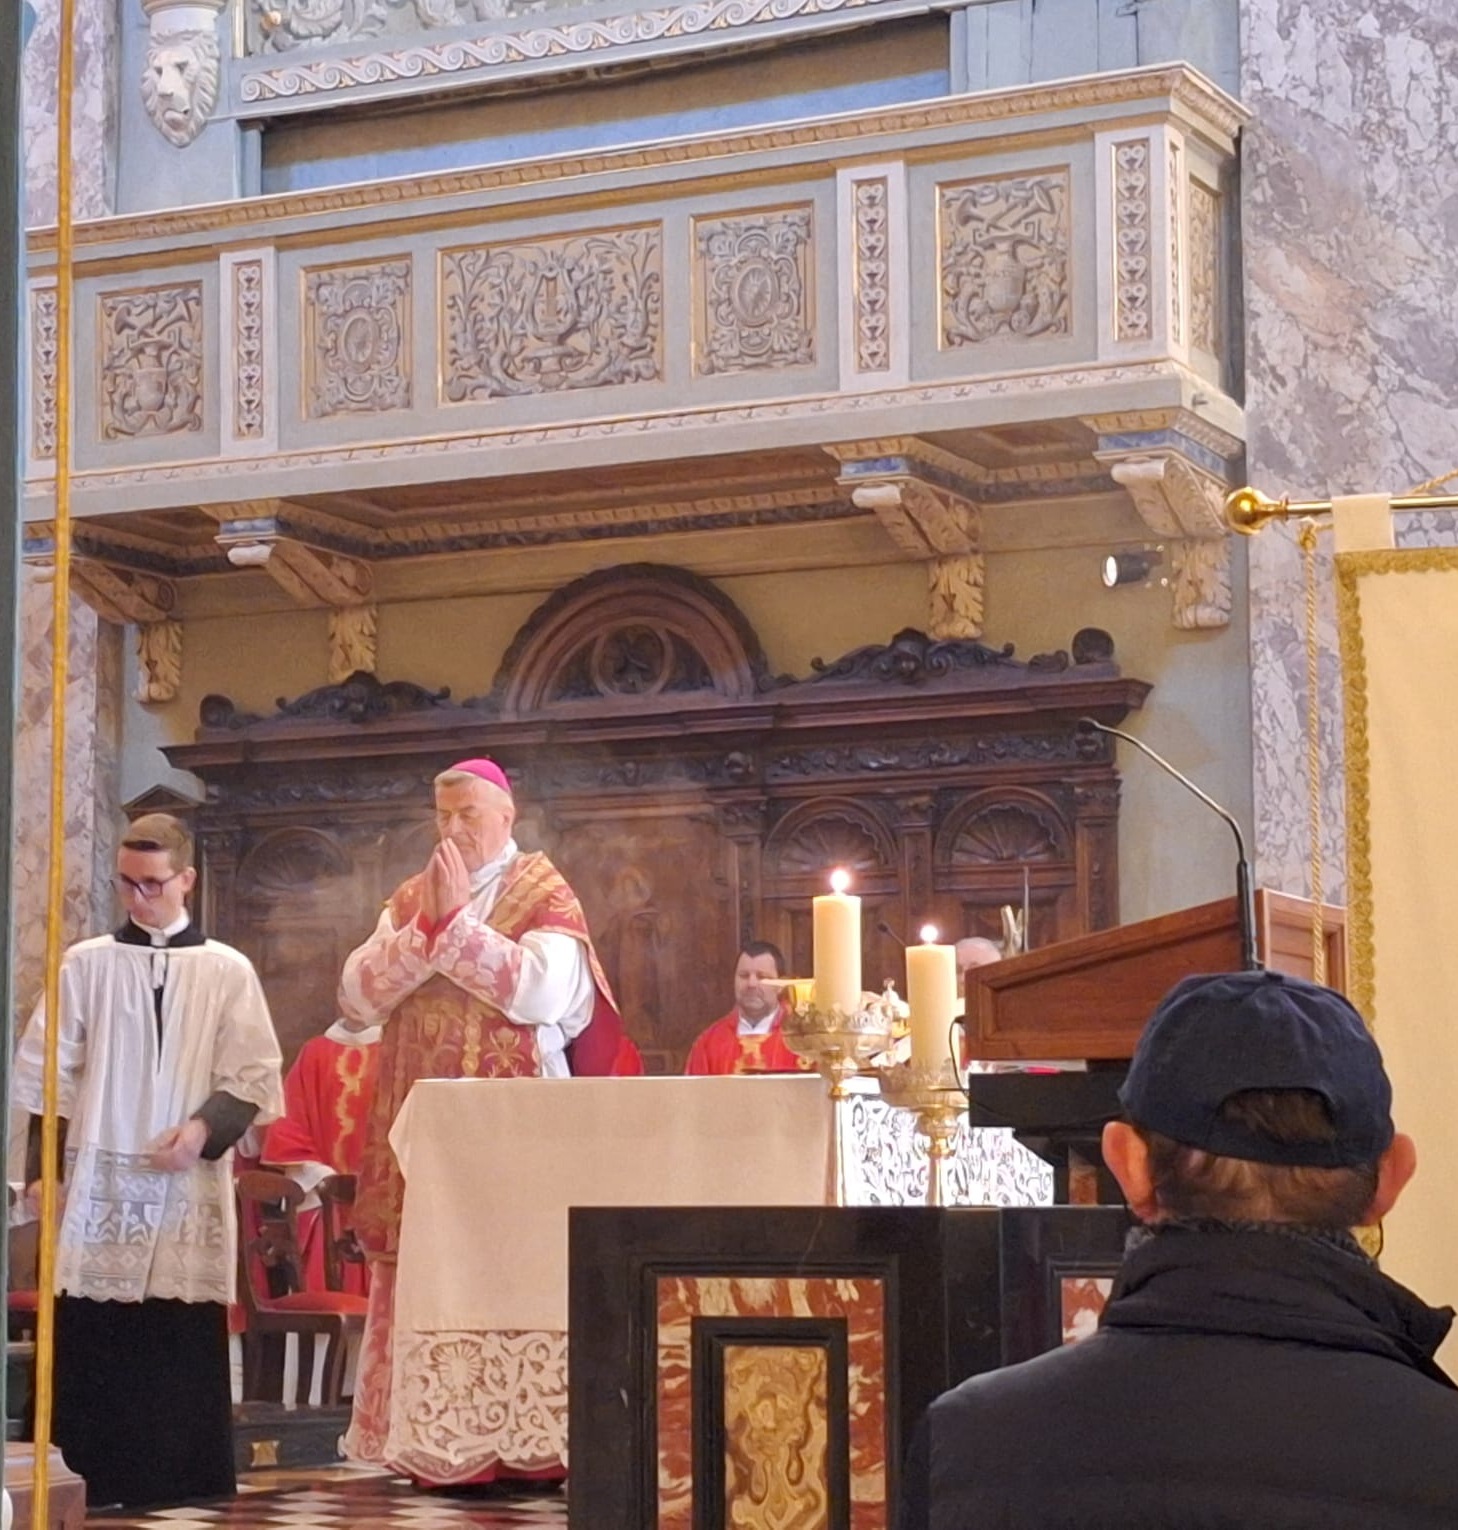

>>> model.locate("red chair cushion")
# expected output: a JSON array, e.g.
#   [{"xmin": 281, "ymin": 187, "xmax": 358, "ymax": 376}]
[
  {"xmin": 8, "ymin": 1290, "xmax": 39, "ymax": 1311},
  {"xmin": 259, "ymin": 1290, "xmax": 369, "ymax": 1317}
]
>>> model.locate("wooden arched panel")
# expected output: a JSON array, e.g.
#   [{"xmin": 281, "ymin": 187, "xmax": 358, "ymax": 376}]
[
  {"xmin": 492, "ymin": 564, "xmax": 775, "ymax": 715},
  {"xmin": 174, "ymin": 571, "xmax": 1149, "ymax": 1073}
]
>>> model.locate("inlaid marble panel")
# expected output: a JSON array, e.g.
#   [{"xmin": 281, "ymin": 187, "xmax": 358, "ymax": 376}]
[
  {"xmin": 657, "ymin": 1274, "xmax": 886, "ymax": 1530},
  {"xmin": 1242, "ymin": 0, "xmax": 1458, "ymax": 900}
]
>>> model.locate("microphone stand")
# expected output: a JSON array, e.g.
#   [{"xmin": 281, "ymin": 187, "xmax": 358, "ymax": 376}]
[{"xmin": 1078, "ymin": 718, "xmax": 1262, "ymax": 972}]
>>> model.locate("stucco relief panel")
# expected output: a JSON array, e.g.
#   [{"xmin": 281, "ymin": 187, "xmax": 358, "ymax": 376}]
[
  {"xmin": 851, "ymin": 177, "xmax": 891, "ymax": 374},
  {"xmin": 692, "ymin": 205, "xmax": 815, "ymax": 377},
  {"xmin": 1112, "ymin": 140, "xmax": 1152, "ymax": 342},
  {"xmin": 98, "ymin": 282, "xmax": 204, "ymax": 442},
  {"xmin": 303, "ymin": 257, "xmax": 412, "ymax": 419},
  {"xmin": 938, "ymin": 169, "xmax": 1071, "ymax": 347},
  {"xmin": 1189, "ymin": 178, "xmax": 1221, "ymax": 358},
  {"xmin": 440, "ymin": 225, "xmax": 662, "ymax": 402},
  {"xmin": 233, "ymin": 258, "xmax": 266, "ymax": 439}
]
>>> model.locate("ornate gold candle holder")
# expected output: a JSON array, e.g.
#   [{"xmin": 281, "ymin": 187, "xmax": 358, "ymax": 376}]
[
  {"xmin": 781, "ymin": 992, "xmax": 896, "ymax": 1100},
  {"xmin": 877, "ymin": 1058, "xmax": 966, "ymax": 1207}
]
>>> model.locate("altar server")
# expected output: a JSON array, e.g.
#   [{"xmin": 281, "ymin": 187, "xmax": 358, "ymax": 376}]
[{"xmin": 12, "ymin": 813, "xmax": 283, "ymax": 1510}]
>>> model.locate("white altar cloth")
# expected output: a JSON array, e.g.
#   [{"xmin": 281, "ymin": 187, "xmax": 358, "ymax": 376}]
[{"xmin": 378, "ymin": 1074, "xmax": 1051, "ymax": 1480}]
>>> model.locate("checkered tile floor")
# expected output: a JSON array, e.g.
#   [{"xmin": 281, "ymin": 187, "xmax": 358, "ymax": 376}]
[{"xmin": 89, "ymin": 1466, "xmax": 567, "ymax": 1529}]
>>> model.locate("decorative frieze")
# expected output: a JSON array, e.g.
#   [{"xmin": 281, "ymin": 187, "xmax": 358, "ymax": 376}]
[
  {"xmin": 99, "ymin": 282, "xmax": 204, "ymax": 441},
  {"xmin": 30, "ymin": 286, "xmax": 58, "ymax": 460},
  {"xmin": 939, "ymin": 170, "xmax": 1071, "ymax": 346},
  {"xmin": 303, "ymin": 258, "xmax": 412, "ymax": 418},
  {"xmin": 1112, "ymin": 140, "xmax": 1151, "ymax": 342},
  {"xmin": 233, "ymin": 258, "xmax": 266, "ymax": 439},
  {"xmin": 851, "ymin": 178, "xmax": 891, "ymax": 373},
  {"xmin": 1189, "ymin": 179, "xmax": 1221, "ymax": 357},
  {"xmin": 693, "ymin": 206, "xmax": 815, "ymax": 376},
  {"xmin": 441, "ymin": 226, "xmax": 662, "ymax": 402}
]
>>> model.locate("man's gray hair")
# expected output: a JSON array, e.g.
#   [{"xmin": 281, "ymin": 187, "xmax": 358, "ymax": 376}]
[{"xmin": 433, "ymin": 768, "xmax": 514, "ymax": 805}]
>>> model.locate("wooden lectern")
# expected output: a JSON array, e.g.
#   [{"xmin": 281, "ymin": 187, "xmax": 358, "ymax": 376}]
[
  {"xmin": 965, "ymin": 888, "xmax": 1346, "ymax": 1062},
  {"xmin": 962, "ymin": 890, "xmax": 1346, "ymax": 1203}
]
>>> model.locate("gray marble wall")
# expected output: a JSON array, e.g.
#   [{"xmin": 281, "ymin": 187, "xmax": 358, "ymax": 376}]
[
  {"xmin": 18, "ymin": 0, "xmax": 123, "ymax": 1021},
  {"xmin": 23, "ymin": 0, "xmax": 118, "ymax": 226},
  {"xmin": 1242, "ymin": 0, "xmax": 1458, "ymax": 900}
]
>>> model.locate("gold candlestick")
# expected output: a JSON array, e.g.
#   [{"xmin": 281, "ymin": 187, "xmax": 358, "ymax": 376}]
[
  {"xmin": 781, "ymin": 989, "xmax": 896, "ymax": 1100},
  {"xmin": 877, "ymin": 1058, "xmax": 966, "ymax": 1207}
]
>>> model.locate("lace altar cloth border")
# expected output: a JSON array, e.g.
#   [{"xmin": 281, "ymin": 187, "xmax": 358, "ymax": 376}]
[{"xmin": 835, "ymin": 1084, "xmax": 1054, "ymax": 1208}]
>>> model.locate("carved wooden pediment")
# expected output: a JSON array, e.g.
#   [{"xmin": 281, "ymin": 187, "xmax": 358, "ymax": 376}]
[{"xmin": 167, "ymin": 563, "xmax": 1149, "ymax": 1072}]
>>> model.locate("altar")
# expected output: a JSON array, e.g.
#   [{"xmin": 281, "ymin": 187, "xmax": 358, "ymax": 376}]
[{"xmin": 379, "ymin": 1075, "xmax": 1056, "ymax": 1482}]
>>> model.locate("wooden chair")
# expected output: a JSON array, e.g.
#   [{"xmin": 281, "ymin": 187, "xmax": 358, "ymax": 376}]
[
  {"xmin": 235, "ymin": 1170, "xmax": 367, "ymax": 1406},
  {"xmin": 315, "ymin": 1173, "xmax": 367, "ymax": 1294}
]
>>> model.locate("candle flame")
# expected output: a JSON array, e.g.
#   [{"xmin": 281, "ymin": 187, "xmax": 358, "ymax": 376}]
[
  {"xmin": 829, "ymin": 868, "xmax": 851, "ymax": 895},
  {"xmin": 919, "ymin": 924, "xmax": 939, "ymax": 944}
]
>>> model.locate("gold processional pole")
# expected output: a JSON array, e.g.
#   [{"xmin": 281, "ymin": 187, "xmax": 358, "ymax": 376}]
[
  {"xmin": 34, "ymin": 0, "xmax": 80, "ymax": 1512},
  {"xmin": 1225, "ymin": 472, "xmax": 1458, "ymax": 982}
]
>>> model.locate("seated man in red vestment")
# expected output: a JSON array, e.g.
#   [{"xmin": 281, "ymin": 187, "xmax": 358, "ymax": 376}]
[
  {"xmin": 261, "ymin": 1014, "xmax": 381, "ymax": 1295},
  {"xmin": 684, "ymin": 940, "xmax": 813, "ymax": 1076},
  {"xmin": 341, "ymin": 758, "xmax": 630, "ymax": 1485}
]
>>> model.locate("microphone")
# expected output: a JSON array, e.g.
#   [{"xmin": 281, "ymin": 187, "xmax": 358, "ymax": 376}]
[
  {"xmin": 1077, "ymin": 717, "xmax": 1261, "ymax": 972},
  {"xmin": 876, "ymin": 919, "xmax": 907, "ymax": 948}
]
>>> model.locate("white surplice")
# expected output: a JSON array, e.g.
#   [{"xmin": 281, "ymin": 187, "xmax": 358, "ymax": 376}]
[{"xmin": 11, "ymin": 928, "xmax": 285, "ymax": 1305}]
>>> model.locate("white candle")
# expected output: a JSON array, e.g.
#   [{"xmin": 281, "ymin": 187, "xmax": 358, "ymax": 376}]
[
  {"xmin": 907, "ymin": 924, "xmax": 957, "ymax": 1067},
  {"xmin": 812, "ymin": 868, "xmax": 862, "ymax": 1016}
]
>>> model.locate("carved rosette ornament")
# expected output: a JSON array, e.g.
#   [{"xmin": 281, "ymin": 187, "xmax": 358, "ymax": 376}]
[
  {"xmin": 304, "ymin": 259, "xmax": 412, "ymax": 418},
  {"xmin": 441, "ymin": 227, "xmax": 662, "ymax": 401},
  {"xmin": 141, "ymin": 0, "xmax": 226, "ymax": 148},
  {"xmin": 939, "ymin": 170, "xmax": 1071, "ymax": 346},
  {"xmin": 99, "ymin": 282, "xmax": 204, "ymax": 441},
  {"xmin": 693, "ymin": 207, "xmax": 815, "ymax": 376}
]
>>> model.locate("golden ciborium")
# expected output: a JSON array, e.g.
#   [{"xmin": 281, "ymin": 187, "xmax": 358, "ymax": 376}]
[{"xmin": 779, "ymin": 982, "xmax": 898, "ymax": 1100}]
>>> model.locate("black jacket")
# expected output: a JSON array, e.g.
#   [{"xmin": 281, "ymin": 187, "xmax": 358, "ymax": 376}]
[{"xmin": 903, "ymin": 1223, "xmax": 1458, "ymax": 1529}]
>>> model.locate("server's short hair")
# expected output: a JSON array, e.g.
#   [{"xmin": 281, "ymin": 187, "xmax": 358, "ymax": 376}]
[{"xmin": 121, "ymin": 812, "xmax": 194, "ymax": 872}]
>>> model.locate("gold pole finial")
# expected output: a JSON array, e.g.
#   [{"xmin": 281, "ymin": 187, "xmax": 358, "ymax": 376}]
[{"xmin": 1225, "ymin": 486, "xmax": 1287, "ymax": 535}]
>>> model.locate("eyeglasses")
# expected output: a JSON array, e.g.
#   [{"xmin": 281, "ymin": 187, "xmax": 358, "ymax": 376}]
[{"xmin": 114, "ymin": 871, "xmax": 184, "ymax": 900}]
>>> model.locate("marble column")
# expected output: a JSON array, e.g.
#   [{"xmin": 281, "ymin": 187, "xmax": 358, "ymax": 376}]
[
  {"xmin": 1242, "ymin": 0, "xmax": 1458, "ymax": 900},
  {"xmin": 22, "ymin": 0, "xmax": 118, "ymax": 226},
  {"xmin": 12, "ymin": 570, "xmax": 125, "ymax": 1022}
]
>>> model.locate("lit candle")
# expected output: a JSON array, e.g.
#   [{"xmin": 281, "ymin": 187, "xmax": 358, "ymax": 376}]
[
  {"xmin": 812, "ymin": 868, "xmax": 862, "ymax": 1016},
  {"xmin": 906, "ymin": 924, "xmax": 957, "ymax": 1067}
]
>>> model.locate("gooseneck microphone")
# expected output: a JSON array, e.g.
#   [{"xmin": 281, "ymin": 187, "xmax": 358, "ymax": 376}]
[{"xmin": 1077, "ymin": 717, "xmax": 1261, "ymax": 972}]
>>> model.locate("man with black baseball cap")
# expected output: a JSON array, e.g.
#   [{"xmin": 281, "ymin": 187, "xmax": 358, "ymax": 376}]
[{"xmin": 903, "ymin": 970, "xmax": 1458, "ymax": 1529}]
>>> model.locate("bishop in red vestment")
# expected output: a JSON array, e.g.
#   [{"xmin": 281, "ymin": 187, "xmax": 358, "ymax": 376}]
[
  {"xmin": 261, "ymin": 1017, "xmax": 381, "ymax": 1295},
  {"xmin": 340, "ymin": 759, "xmax": 631, "ymax": 1487},
  {"xmin": 684, "ymin": 940, "xmax": 812, "ymax": 1076}
]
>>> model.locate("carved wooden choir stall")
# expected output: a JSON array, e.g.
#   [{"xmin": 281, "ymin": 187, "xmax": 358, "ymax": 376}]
[{"xmin": 163, "ymin": 564, "xmax": 1150, "ymax": 1071}]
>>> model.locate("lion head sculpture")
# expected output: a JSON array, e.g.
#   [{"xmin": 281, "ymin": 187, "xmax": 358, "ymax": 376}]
[{"xmin": 141, "ymin": 29, "xmax": 221, "ymax": 148}]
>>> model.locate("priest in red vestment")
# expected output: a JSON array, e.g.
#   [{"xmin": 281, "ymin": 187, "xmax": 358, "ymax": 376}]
[
  {"xmin": 341, "ymin": 758, "xmax": 630, "ymax": 1485},
  {"xmin": 684, "ymin": 940, "xmax": 813, "ymax": 1076},
  {"xmin": 261, "ymin": 1016, "xmax": 381, "ymax": 1296}
]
